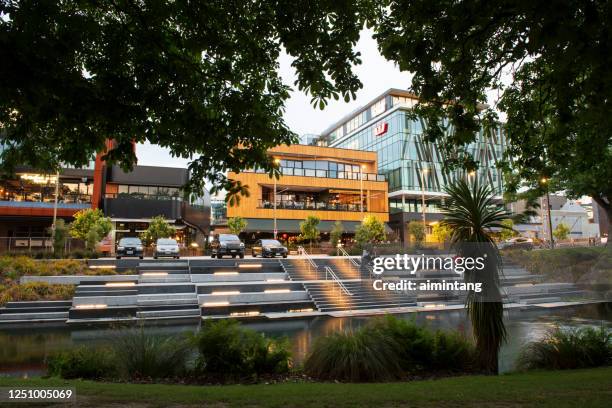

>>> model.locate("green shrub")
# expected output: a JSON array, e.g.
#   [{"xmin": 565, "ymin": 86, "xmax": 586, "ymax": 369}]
[
  {"xmin": 190, "ymin": 320, "xmax": 291, "ymax": 380},
  {"xmin": 517, "ymin": 326, "xmax": 612, "ymax": 370},
  {"xmin": 431, "ymin": 330, "xmax": 476, "ymax": 371},
  {"xmin": 367, "ymin": 315, "xmax": 434, "ymax": 371},
  {"xmin": 113, "ymin": 326, "xmax": 191, "ymax": 380},
  {"xmin": 304, "ymin": 327, "xmax": 404, "ymax": 382},
  {"xmin": 366, "ymin": 316, "xmax": 475, "ymax": 373},
  {"xmin": 47, "ymin": 347, "xmax": 117, "ymax": 379},
  {"xmin": 0, "ymin": 282, "xmax": 76, "ymax": 306}
]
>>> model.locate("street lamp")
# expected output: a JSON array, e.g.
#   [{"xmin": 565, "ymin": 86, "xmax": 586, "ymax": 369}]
[
  {"xmin": 541, "ymin": 177, "xmax": 554, "ymax": 249},
  {"xmin": 420, "ymin": 168, "xmax": 429, "ymax": 230},
  {"xmin": 51, "ymin": 170, "xmax": 60, "ymax": 248},
  {"xmin": 273, "ymin": 158, "xmax": 281, "ymax": 240}
]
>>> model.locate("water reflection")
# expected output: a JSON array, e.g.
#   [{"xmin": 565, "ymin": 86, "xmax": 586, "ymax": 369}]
[{"xmin": 1, "ymin": 303, "xmax": 609, "ymax": 377}]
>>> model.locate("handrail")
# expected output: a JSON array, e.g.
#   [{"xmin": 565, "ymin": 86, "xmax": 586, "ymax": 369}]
[
  {"xmin": 337, "ymin": 246, "xmax": 360, "ymax": 267},
  {"xmin": 324, "ymin": 266, "xmax": 353, "ymax": 296},
  {"xmin": 297, "ymin": 246, "xmax": 319, "ymax": 279}
]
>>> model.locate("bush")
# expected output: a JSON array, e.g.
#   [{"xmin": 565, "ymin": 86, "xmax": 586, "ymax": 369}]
[
  {"xmin": 47, "ymin": 347, "xmax": 117, "ymax": 380},
  {"xmin": 431, "ymin": 330, "xmax": 476, "ymax": 371},
  {"xmin": 0, "ymin": 282, "xmax": 75, "ymax": 306},
  {"xmin": 113, "ymin": 326, "xmax": 191, "ymax": 380},
  {"xmin": 304, "ymin": 316, "xmax": 476, "ymax": 382},
  {"xmin": 367, "ymin": 316, "xmax": 475, "ymax": 373},
  {"xmin": 517, "ymin": 326, "xmax": 612, "ymax": 371},
  {"xmin": 190, "ymin": 320, "xmax": 291, "ymax": 380},
  {"xmin": 367, "ymin": 315, "xmax": 434, "ymax": 371},
  {"xmin": 304, "ymin": 327, "xmax": 404, "ymax": 382}
]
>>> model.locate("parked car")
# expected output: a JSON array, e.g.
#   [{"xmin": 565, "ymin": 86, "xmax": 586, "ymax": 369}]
[
  {"xmin": 154, "ymin": 238, "xmax": 180, "ymax": 259},
  {"xmin": 116, "ymin": 237, "xmax": 144, "ymax": 259},
  {"xmin": 251, "ymin": 239, "xmax": 288, "ymax": 258},
  {"xmin": 498, "ymin": 236, "xmax": 534, "ymax": 250},
  {"xmin": 210, "ymin": 234, "xmax": 245, "ymax": 258}
]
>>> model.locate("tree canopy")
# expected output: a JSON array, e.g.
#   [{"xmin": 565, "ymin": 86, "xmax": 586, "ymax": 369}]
[
  {"xmin": 373, "ymin": 0, "xmax": 612, "ymax": 232},
  {"xmin": 0, "ymin": 0, "xmax": 369, "ymax": 198},
  {"xmin": 227, "ymin": 217, "xmax": 248, "ymax": 236},
  {"xmin": 69, "ymin": 208, "xmax": 112, "ymax": 241}
]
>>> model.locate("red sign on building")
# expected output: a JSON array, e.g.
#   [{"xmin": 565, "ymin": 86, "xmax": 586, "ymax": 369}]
[{"xmin": 374, "ymin": 122, "xmax": 388, "ymax": 136}]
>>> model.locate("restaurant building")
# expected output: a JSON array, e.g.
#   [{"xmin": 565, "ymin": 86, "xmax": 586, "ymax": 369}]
[
  {"xmin": 226, "ymin": 144, "xmax": 389, "ymax": 242},
  {"xmin": 0, "ymin": 141, "xmax": 210, "ymax": 252}
]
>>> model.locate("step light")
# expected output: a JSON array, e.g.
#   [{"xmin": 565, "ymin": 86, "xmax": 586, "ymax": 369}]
[
  {"xmin": 89, "ymin": 265, "xmax": 116, "ymax": 269},
  {"xmin": 238, "ymin": 264, "xmax": 261, "ymax": 269},
  {"xmin": 230, "ymin": 311, "xmax": 260, "ymax": 317},
  {"xmin": 105, "ymin": 282, "xmax": 136, "ymax": 287},
  {"xmin": 211, "ymin": 290, "xmax": 240, "ymax": 295},
  {"xmin": 266, "ymin": 278, "xmax": 285, "ymax": 282},
  {"xmin": 75, "ymin": 304, "xmax": 107, "ymax": 309},
  {"xmin": 202, "ymin": 301, "xmax": 230, "ymax": 307},
  {"xmin": 264, "ymin": 289, "xmax": 291, "ymax": 294},
  {"xmin": 141, "ymin": 272, "xmax": 168, "ymax": 276},
  {"xmin": 287, "ymin": 308, "xmax": 314, "ymax": 313},
  {"xmin": 213, "ymin": 271, "xmax": 239, "ymax": 276}
]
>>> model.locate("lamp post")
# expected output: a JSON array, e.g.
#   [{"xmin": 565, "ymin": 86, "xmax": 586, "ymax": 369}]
[
  {"xmin": 273, "ymin": 158, "xmax": 281, "ymax": 240},
  {"xmin": 541, "ymin": 177, "xmax": 554, "ymax": 249},
  {"xmin": 420, "ymin": 168, "xmax": 429, "ymax": 230},
  {"xmin": 51, "ymin": 170, "xmax": 60, "ymax": 247}
]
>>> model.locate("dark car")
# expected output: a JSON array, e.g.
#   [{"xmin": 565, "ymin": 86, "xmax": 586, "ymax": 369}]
[
  {"xmin": 116, "ymin": 237, "xmax": 144, "ymax": 259},
  {"xmin": 251, "ymin": 239, "xmax": 288, "ymax": 258},
  {"xmin": 210, "ymin": 234, "xmax": 245, "ymax": 259}
]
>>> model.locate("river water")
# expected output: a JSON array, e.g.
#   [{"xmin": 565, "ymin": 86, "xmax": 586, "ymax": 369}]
[{"xmin": 1, "ymin": 302, "xmax": 610, "ymax": 377}]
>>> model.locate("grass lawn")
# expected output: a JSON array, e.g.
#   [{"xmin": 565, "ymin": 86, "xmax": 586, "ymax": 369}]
[{"xmin": 0, "ymin": 367, "xmax": 611, "ymax": 407}]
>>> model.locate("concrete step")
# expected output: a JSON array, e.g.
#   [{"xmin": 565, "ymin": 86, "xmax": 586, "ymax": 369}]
[
  {"xmin": 0, "ymin": 311, "xmax": 69, "ymax": 321},
  {"xmin": 136, "ymin": 309, "xmax": 200, "ymax": 318}
]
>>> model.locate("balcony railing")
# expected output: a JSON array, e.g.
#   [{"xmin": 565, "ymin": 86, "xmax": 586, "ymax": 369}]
[
  {"xmin": 258, "ymin": 199, "xmax": 366, "ymax": 212},
  {"xmin": 247, "ymin": 168, "xmax": 386, "ymax": 182}
]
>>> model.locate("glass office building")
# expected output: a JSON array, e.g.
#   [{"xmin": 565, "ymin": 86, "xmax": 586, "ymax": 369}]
[{"xmin": 319, "ymin": 89, "xmax": 506, "ymax": 241}]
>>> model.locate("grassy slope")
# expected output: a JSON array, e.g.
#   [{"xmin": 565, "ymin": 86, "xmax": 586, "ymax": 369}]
[{"xmin": 1, "ymin": 367, "xmax": 611, "ymax": 407}]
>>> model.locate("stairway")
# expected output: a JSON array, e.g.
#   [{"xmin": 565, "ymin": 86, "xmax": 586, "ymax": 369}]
[
  {"xmin": 68, "ymin": 261, "xmax": 201, "ymax": 322},
  {"xmin": 0, "ymin": 300, "xmax": 71, "ymax": 323},
  {"xmin": 280, "ymin": 258, "xmax": 417, "ymax": 313}
]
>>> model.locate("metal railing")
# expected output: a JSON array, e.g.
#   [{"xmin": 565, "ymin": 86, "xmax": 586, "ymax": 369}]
[
  {"xmin": 297, "ymin": 246, "xmax": 320, "ymax": 279},
  {"xmin": 336, "ymin": 245, "xmax": 363, "ymax": 279},
  {"xmin": 324, "ymin": 266, "xmax": 353, "ymax": 297},
  {"xmin": 259, "ymin": 199, "xmax": 367, "ymax": 212}
]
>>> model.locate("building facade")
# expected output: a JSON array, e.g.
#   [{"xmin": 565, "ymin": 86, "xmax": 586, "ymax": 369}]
[
  {"xmin": 0, "ymin": 142, "xmax": 210, "ymax": 252},
  {"xmin": 317, "ymin": 89, "xmax": 505, "ymax": 242},
  {"xmin": 226, "ymin": 144, "xmax": 388, "ymax": 241}
]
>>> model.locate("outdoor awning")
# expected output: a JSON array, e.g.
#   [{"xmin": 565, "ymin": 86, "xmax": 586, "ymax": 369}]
[{"xmin": 243, "ymin": 219, "xmax": 392, "ymax": 234}]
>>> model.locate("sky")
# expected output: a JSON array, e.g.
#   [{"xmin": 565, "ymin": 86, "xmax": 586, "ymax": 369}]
[{"xmin": 136, "ymin": 29, "xmax": 413, "ymax": 168}]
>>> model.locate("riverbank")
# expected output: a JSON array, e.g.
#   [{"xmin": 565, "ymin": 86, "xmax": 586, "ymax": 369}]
[{"xmin": 1, "ymin": 367, "xmax": 610, "ymax": 407}]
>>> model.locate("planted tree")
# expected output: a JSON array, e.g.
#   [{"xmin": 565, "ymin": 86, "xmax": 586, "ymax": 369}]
[
  {"xmin": 227, "ymin": 217, "xmax": 248, "ymax": 236},
  {"xmin": 70, "ymin": 209, "xmax": 112, "ymax": 251},
  {"xmin": 140, "ymin": 216, "xmax": 175, "ymax": 246},
  {"xmin": 330, "ymin": 220, "xmax": 344, "ymax": 249},
  {"xmin": 432, "ymin": 222, "xmax": 452, "ymax": 244},
  {"xmin": 441, "ymin": 179, "xmax": 511, "ymax": 374},
  {"xmin": 49, "ymin": 219, "xmax": 68, "ymax": 256},
  {"xmin": 499, "ymin": 219, "xmax": 517, "ymax": 241},
  {"xmin": 407, "ymin": 221, "xmax": 425, "ymax": 247},
  {"xmin": 355, "ymin": 215, "xmax": 386, "ymax": 247},
  {"xmin": 299, "ymin": 215, "xmax": 320, "ymax": 253},
  {"xmin": 553, "ymin": 223, "xmax": 571, "ymax": 242}
]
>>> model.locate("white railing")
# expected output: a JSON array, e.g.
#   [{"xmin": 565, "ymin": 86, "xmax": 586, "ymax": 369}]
[
  {"xmin": 297, "ymin": 246, "xmax": 320, "ymax": 279},
  {"xmin": 324, "ymin": 266, "xmax": 353, "ymax": 297}
]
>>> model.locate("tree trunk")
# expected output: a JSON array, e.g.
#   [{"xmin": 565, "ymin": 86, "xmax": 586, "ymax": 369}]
[{"xmin": 592, "ymin": 196, "xmax": 611, "ymax": 246}]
